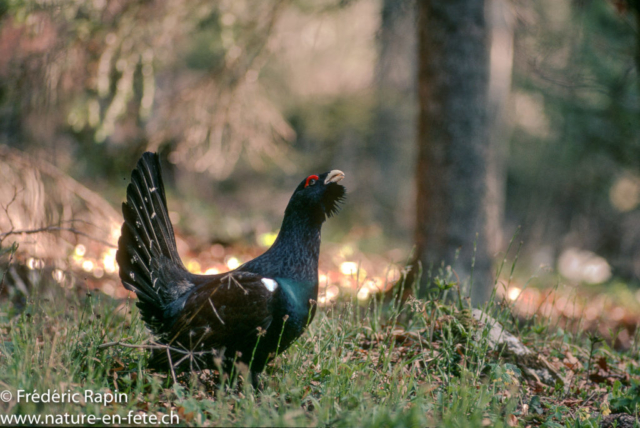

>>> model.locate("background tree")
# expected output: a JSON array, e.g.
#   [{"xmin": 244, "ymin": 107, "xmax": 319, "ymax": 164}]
[
  {"xmin": 414, "ymin": 0, "xmax": 493, "ymax": 305},
  {"xmin": 369, "ymin": 0, "xmax": 416, "ymax": 239},
  {"xmin": 485, "ymin": 0, "xmax": 514, "ymax": 257}
]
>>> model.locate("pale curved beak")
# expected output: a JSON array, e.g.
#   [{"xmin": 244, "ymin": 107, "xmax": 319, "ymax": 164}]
[{"xmin": 325, "ymin": 170, "xmax": 345, "ymax": 184}]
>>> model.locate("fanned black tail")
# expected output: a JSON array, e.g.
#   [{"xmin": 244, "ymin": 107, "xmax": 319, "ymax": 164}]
[{"xmin": 116, "ymin": 152, "xmax": 187, "ymax": 331}]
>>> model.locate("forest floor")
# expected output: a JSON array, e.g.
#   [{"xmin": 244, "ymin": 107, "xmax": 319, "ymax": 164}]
[{"xmin": 1, "ymin": 241, "xmax": 640, "ymax": 427}]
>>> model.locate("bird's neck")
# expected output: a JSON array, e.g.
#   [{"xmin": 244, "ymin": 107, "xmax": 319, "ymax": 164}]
[{"xmin": 242, "ymin": 211, "xmax": 322, "ymax": 284}]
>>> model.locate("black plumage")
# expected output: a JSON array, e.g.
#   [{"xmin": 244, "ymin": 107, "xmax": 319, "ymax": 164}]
[{"xmin": 116, "ymin": 152, "xmax": 345, "ymax": 383}]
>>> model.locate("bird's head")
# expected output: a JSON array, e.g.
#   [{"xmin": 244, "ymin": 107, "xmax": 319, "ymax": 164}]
[{"xmin": 286, "ymin": 170, "xmax": 346, "ymax": 223}]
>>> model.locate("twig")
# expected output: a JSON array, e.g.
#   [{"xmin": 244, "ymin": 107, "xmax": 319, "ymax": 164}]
[
  {"xmin": 98, "ymin": 340, "xmax": 210, "ymax": 356},
  {"xmin": 97, "ymin": 339, "xmax": 217, "ymax": 384},
  {"xmin": 0, "ymin": 242, "xmax": 17, "ymax": 296},
  {"xmin": 0, "ymin": 185, "xmax": 22, "ymax": 235},
  {"xmin": 0, "ymin": 184, "xmax": 20, "ymax": 293},
  {"xmin": 582, "ymin": 390, "xmax": 601, "ymax": 406},
  {"xmin": 166, "ymin": 347, "xmax": 178, "ymax": 384},
  {"xmin": 0, "ymin": 226, "xmax": 116, "ymax": 248},
  {"xmin": 98, "ymin": 341, "xmax": 166, "ymax": 350}
]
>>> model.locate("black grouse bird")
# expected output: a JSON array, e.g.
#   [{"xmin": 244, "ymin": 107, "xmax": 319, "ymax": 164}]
[{"xmin": 116, "ymin": 152, "xmax": 345, "ymax": 384}]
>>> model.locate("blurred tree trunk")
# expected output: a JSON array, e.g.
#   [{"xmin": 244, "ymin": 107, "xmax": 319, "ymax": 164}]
[
  {"xmin": 636, "ymin": 5, "xmax": 640, "ymax": 101},
  {"xmin": 486, "ymin": 0, "xmax": 514, "ymax": 256},
  {"xmin": 370, "ymin": 0, "xmax": 417, "ymax": 237},
  {"xmin": 414, "ymin": 0, "xmax": 493, "ymax": 305}
]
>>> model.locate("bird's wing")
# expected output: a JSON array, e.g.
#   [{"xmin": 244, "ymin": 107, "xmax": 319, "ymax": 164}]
[{"xmin": 160, "ymin": 271, "xmax": 277, "ymax": 355}]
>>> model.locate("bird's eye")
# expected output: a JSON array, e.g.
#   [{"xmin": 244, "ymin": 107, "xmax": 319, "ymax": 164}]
[{"xmin": 304, "ymin": 175, "xmax": 319, "ymax": 188}]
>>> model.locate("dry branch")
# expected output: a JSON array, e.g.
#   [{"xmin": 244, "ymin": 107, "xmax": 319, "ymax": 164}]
[{"xmin": 0, "ymin": 226, "xmax": 116, "ymax": 248}]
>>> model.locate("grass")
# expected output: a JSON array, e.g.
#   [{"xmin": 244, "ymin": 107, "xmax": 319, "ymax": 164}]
[{"xmin": 1, "ymin": 257, "xmax": 640, "ymax": 427}]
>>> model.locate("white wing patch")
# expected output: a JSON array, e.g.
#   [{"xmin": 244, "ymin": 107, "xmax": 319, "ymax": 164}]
[{"xmin": 261, "ymin": 278, "xmax": 278, "ymax": 292}]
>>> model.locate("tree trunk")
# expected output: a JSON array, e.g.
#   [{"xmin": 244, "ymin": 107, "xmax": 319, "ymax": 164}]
[
  {"xmin": 636, "ymin": 5, "xmax": 640, "ymax": 105},
  {"xmin": 414, "ymin": 0, "xmax": 493, "ymax": 305},
  {"xmin": 486, "ymin": 0, "xmax": 514, "ymax": 256},
  {"xmin": 370, "ymin": 0, "xmax": 417, "ymax": 237}
]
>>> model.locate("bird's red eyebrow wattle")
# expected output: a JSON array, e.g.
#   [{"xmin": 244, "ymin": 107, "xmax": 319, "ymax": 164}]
[{"xmin": 304, "ymin": 175, "xmax": 319, "ymax": 188}]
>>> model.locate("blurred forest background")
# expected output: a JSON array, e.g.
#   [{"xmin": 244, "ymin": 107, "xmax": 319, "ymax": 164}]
[{"xmin": 1, "ymin": 0, "xmax": 640, "ymax": 322}]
